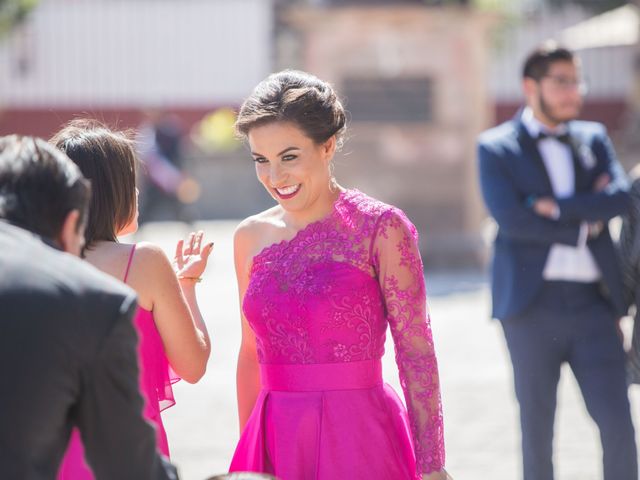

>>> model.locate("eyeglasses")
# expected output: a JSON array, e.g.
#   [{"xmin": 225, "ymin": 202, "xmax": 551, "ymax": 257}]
[{"xmin": 541, "ymin": 75, "xmax": 588, "ymax": 94}]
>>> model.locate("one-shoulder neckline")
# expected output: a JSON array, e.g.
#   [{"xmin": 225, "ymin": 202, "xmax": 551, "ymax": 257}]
[{"xmin": 251, "ymin": 188, "xmax": 355, "ymax": 267}]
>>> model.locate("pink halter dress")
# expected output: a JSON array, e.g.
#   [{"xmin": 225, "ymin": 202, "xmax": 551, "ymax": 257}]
[
  {"xmin": 57, "ymin": 245, "xmax": 179, "ymax": 479},
  {"xmin": 229, "ymin": 189, "xmax": 445, "ymax": 479}
]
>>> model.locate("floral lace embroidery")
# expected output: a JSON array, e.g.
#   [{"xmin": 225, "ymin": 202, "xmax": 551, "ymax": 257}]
[
  {"xmin": 373, "ymin": 209, "xmax": 445, "ymax": 473},
  {"xmin": 243, "ymin": 189, "xmax": 445, "ymax": 474},
  {"xmin": 321, "ymin": 292, "xmax": 379, "ymax": 362}
]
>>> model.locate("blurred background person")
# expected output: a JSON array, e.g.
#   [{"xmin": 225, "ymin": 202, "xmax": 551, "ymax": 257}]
[
  {"xmin": 620, "ymin": 163, "xmax": 640, "ymax": 385},
  {"xmin": 478, "ymin": 44, "xmax": 636, "ymax": 480},
  {"xmin": 51, "ymin": 120, "xmax": 212, "ymax": 479},
  {"xmin": 0, "ymin": 135, "xmax": 178, "ymax": 480},
  {"xmin": 137, "ymin": 112, "xmax": 202, "ymax": 224}
]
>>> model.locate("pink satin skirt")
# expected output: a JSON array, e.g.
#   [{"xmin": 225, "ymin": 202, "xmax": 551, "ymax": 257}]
[{"xmin": 229, "ymin": 359, "xmax": 420, "ymax": 480}]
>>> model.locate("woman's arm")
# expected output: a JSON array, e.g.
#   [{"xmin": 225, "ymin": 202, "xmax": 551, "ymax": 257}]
[
  {"xmin": 234, "ymin": 223, "xmax": 261, "ymax": 432},
  {"xmin": 135, "ymin": 232, "xmax": 212, "ymax": 383},
  {"xmin": 372, "ymin": 208, "xmax": 445, "ymax": 477}
]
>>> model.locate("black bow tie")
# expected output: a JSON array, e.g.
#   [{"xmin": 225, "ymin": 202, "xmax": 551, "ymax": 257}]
[{"xmin": 537, "ymin": 131, "xmax": 572, "ymax": 144}]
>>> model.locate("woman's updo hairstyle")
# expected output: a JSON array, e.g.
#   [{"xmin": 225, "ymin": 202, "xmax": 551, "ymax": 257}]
[{"xmin": 235, "ymin": 70, "xmax": 347, "ymax": 150}]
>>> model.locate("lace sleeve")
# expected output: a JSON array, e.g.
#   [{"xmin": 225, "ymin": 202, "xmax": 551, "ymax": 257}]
[{"xmin": 372, "ymin": 208, "xmax": 445, "ymax": 475}]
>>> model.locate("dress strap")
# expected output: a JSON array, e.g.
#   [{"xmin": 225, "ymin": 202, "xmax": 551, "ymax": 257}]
[{"xmin": 123, "ymin": 244, "xmax": 137, "ymax": 284}]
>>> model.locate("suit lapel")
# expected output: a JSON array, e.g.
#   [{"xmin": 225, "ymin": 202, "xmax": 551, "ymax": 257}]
[
  {"xmin": 515, "ymin": 119, "xmax": 554, "ymax": 196},
  {"xmin": 567, "ymin": 123, "xmax": 591, "ymax": 192}
]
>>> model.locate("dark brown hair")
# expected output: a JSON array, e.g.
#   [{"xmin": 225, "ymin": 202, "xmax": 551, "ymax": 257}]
[
  {"xmin": 0, "ymin": 135, "xmax": 90, "ymax": 240},
  {"xmin": 522, "ymin": 42, "xmax": 575, "ymax": 81},
  {"xmin": 50, "ymin": 119, "xmax": 137, "ymax": 251},
  {"xmin": 235, "ymin": 70, "xmax": 347, "ymax": 149}
]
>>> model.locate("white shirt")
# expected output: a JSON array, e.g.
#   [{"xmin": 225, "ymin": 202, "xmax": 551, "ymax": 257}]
[{"xmin": 521, "ymin": 108, "xmax": 601, "ymax": 282}]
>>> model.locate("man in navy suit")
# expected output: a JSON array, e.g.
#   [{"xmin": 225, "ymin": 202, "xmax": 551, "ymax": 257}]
[{"xmin": 478, "ymin": 44, "xmax": 637, "ymax": 480}]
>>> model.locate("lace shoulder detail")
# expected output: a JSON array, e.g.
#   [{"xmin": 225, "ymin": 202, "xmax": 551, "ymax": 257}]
[
  {"xmin": 334, "ymin": 189, "xmax": 392, "ymax": 227},
  {"xmin": 249, "ymin": 189, "xmax": 392, "ymax": 276}
]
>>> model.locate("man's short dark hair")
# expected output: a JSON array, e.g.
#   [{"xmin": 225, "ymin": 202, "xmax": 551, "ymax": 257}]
[
  {"xmin": 0, "ymin": 135, "xmax": 91, "ymax": 240},
  {"xmin": 522, "ymin": 42, "xmax": 575, "ymax": 81}
]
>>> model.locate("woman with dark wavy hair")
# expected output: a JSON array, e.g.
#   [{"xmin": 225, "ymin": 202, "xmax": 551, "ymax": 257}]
[
  {"xmin": 51, "ymin": 120, "xmax": 213, "ymax": 479},
  {"xmin": 229, "ymin": 71, "xmax": 450, "ymax": 480}
]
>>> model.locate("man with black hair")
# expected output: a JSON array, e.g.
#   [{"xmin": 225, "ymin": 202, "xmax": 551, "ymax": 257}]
[
  {"xmin": 0, "ymin": 135, "xmax": 178, "ymax": 480},
  {"xmin": 478, "ymin": 44, "xmax": 637, "ymax": 479}
]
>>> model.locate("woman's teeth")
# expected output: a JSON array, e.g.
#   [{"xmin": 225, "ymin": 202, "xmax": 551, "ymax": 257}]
[{"xmin": 276, "ymin": 185, "xmax": 300, "ymax": 196}]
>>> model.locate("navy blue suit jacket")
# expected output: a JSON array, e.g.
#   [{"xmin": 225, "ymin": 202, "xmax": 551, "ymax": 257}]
[{"xmin": 478, "ymin": 113, "xmax": 630, "ymax": 321}]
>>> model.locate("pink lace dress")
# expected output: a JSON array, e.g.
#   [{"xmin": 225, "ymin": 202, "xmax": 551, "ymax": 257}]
[
  {"xmin": 57, "ymin": 245, "xmax": 179, "ymax": 479},
  {"xmin": 229, "ymin": 189, "xmax": 445, "ymax": 479}
]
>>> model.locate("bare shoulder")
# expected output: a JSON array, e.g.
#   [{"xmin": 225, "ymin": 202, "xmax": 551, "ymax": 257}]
[
  {"xmin": 84, "ymin": 241, "xmax": 135, "ymax": 279},
  {"xmin": 234, "ymin": 207, "xmax": 284, "ymax": 267},
  {"xmin": 234, "ymin": 207, "xmax": 283, "ymax": 250},
  {"xmin": 133, "ymin": 241, "xmax": 170, "ymax": 263},
  {"xmin": 125, "ymin": 242, "xmax": 174, "ymax": 310},
  {"xmin": 130, "ymin": 241, "xmax": 174, "ymax": 279}
]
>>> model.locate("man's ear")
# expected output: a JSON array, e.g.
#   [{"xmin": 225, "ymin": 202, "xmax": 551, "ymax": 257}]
[
  {"xmin": 522, "ymin": 77, "xmax": 538, "ymax": 102},
  {"xmin": 57, "ymin": 209, "xmax": 83, "ymax": 256}
]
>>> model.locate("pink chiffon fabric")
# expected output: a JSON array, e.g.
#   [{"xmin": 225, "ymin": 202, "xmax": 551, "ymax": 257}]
[
  {"xmin": 229, "ymin": 189, "xmax": 445, "ymax": 479},
  {"xmin": 57, "ymin": 245, "xmax": 179, "ymax": 479}
]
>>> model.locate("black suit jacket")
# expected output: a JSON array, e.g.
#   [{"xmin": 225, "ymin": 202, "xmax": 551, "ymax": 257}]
[
  {"xmin": 0, "ymin": 221, "xmax": 178, "ymax": 480},
  {"xmin": 478, "ymin": 113, "xmax": 630, "ymax": 320}
]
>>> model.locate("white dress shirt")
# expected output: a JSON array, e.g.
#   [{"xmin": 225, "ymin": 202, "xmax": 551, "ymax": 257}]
[{"xmin": 521, "ymin": 108, "xmax": 601, "ymax": 282}]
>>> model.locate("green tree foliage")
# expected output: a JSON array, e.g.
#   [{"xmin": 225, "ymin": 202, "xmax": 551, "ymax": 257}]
[
  {"xmin": 545, "ymin": 0, "xmax": 628, "ymax": 14},
  {"xmin": 0, "ymin": 0, "xmax": 38, "ymax": 37},
  {"xmin": 469, "ymin": 0, "xmax": 628, "ymax": 13}
]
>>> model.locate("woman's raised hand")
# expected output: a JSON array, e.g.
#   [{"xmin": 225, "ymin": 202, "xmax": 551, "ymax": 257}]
[{"xmin": 173, "ymin": 230, "xmax": 214, "ymax": 280}]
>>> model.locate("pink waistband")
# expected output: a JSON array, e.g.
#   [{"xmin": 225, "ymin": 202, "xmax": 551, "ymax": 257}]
[{"xmin": 260, "ymin": 359, "xmax": 383, "ymax": 392}]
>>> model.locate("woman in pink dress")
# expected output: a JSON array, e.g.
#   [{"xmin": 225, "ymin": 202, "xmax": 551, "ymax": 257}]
[
  {"xmin": 229, "ymin": 71, "xmax": 450, "ymax": 480},
  {"xmin": 51, "ymin": 119, "xmax": 212, "ymax": 479}
]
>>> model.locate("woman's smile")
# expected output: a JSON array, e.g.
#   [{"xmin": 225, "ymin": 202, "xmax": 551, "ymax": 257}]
[{"xmin": 274, "ymin": 184, "xmax": 301, "ymax": 199}]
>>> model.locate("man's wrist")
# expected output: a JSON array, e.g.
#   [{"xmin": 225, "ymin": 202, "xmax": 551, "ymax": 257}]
[{"xmin": 587, "ymin": 221, "xmax": 604, "ymax": 239}]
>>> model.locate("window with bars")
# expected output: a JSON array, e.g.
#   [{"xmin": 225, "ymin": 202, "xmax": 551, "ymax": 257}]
[{"xmin": 341, "ymin": 77, "xmax": 434, "ymax": 123}]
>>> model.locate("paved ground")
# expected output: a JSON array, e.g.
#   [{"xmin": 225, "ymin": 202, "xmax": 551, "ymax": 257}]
[{"xmin": 134, "ymin": 221, "xmax": 640, "ymax": 480}]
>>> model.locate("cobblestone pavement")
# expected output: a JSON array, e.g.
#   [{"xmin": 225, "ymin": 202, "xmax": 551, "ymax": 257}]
[{"xmin": 134, "ymin": 221, "xmax": 640, "ymax": 480}]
